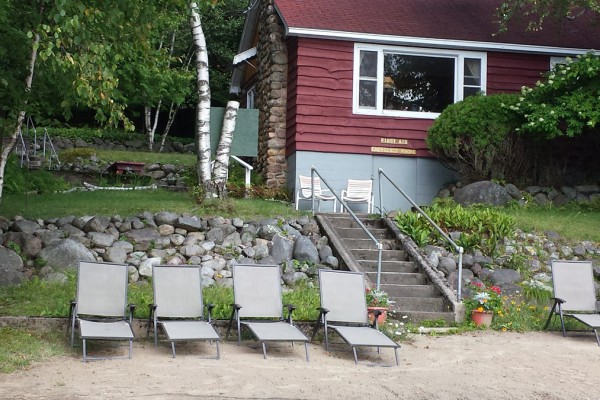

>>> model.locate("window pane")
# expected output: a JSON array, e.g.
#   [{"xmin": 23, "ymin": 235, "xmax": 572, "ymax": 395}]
[
  {"xmin": 359, "ymin": 51, "xmax": 377, "ymax": 78},
  {"xmin": 463, "ymin": 86, "xmax": 480, "ymax": 98},
  {"xmin": 464, "ymin": 58, "xmax": 481, "ymax": 86},
  {"xmin": 359, "ymin": 80, "xmax": 377, "ymax": 108},
  {"xmin": 383, "ymin": 53, "xmax": 454, "ymax": 113}
]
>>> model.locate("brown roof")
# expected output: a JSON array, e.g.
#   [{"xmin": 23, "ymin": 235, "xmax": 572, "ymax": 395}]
[{"xmin": 274, "ymin": 0, "xmax": 600, "ymax": 51}]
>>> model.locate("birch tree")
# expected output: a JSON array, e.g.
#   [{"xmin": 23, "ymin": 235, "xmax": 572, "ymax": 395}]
[
  {"xmin": 213, "ymin": 100, "xmax": 240, "ymax": 198},
  {"xmin": 0, "ymin": 28, "xmax": 40, "ymax": 203},
  {"xmin": 190, "ymin": 1, "xmax": 213, "ymax": 196}
]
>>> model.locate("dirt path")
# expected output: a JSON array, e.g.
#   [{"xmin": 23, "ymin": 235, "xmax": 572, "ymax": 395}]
[{"xmin": 1, "ymin": 330, "xmax": 599, "ymax": 399}]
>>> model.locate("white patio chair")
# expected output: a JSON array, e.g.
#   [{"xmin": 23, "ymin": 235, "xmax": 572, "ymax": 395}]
[
  {"xmin": 312, "ymin": 269, "xmax": 400, "ymax": 365},
  {"xmin": 544, "ymin": 260, "xmax": 600, "ymax": 345},
  {"xmin": 226, "ymin": 264, "xmax": 310, "ymax": 361},
  {"xmin": 294, "ymin": 175, "xmax": 337, "ymax": 211},
  {"xmin": 149, "ymin": 265, "xmax": 221, "ymax": 358},
  {"xmin": 340, "ymin": 179, "xmax": 374, "ymax": 213},
  {"xmin": 67, "ymin": 261, "xmax": 135, "ymax": 362}
]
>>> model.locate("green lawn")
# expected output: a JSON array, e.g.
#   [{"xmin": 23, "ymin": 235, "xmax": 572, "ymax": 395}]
[
  {"xmin": 0, "ymin": 190, "xmax": 303, "ymax": 221},
  {"xmin": 500, "ymin": 207, "xmax": 600, "ymax": 243}
]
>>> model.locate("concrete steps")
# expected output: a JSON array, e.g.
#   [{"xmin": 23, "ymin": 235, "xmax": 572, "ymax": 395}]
[{"xmin": 319, "ymin": 213, "xmax": 455, "ymax": 324}]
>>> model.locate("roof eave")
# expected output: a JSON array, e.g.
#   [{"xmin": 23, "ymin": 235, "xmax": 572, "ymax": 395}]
[{"xmin": 286, "ymin": 27, "xmax": 596, "ymax": 56}]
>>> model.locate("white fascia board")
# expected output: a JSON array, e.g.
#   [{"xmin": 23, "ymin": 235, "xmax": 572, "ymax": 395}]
[
  {"xmin": 286, "ymin": 27, "xmax": 595, "ymax": 56},
  {"xmin": 233, "ymin": 47, "xmax": 257, "ymax": 66}
]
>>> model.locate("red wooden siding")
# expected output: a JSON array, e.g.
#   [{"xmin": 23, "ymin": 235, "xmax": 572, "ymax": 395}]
[
  {"xmin": 286, "ymin": 38, "xmax": 434, "ymax": 157},
  {"xmin": 486, "ymin": 52, "xmax": 550, "ymax": 94},
  {"xmin": 286, "ymin": 38, "xmax": 556, "ymax": 157}
]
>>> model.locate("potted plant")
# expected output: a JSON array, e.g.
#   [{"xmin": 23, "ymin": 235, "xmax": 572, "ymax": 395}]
[
  {"xmin": 365, "ymin": 287, "xmax": 393, "ymax": 324},
  {"xmin": 464, "ymin": 281, "xmax": 503, "ymax": 328}
]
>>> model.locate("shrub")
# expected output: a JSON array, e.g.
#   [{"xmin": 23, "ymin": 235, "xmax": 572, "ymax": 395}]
[
  {"xmin": 427, "ymin": 93, "xmax": 529, "ymax": 183},
  {"xmin": 3, "ymin": 156, "xmax": 69, "ymax": 194},
  {"xmin": 395, "ymin": 199, "xmax": 515, "ymax": 254},
  {"xmin": 59, "ymin": 147, "xmax": 96, "ymax": 163},
  {"xmin": 513, "ymin": 52, "xmax": 600, "ymax": 139}
]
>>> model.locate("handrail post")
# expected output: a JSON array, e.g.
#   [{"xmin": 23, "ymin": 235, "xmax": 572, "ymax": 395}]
[
  {"xmin": 310, "ymin": 167, "xmax": 316, "ymax": 216},
  {"xmin": 378, "ymin": 169, "xmax": 383, "ymax": 218},
  {"xmin": 457, "ymin": 247, "xmax": 464, "ymax": 301},
  {"xmin": 376, "ymin": 242, "xmax": 383, "ymax": 291}
]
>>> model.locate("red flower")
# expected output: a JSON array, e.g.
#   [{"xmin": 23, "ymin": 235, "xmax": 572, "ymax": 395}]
[{"xmin": 490, "ymin": 286, "xmax": 502, "ymax": 295}]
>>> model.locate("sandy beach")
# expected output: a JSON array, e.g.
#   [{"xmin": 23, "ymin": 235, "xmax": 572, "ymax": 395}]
[{"xmin": 1, "ymin": 329, "xmax": 599, "ymax": 400}]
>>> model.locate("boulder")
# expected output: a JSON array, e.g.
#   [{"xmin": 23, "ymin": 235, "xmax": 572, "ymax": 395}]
[
  {"xmin": 0, "ymin": 247, "xmax": 25, "ymax": 286},
  {"xmin": 293, "ymin": 236, "xmax": 319, "ymax": 264},
  {"xmin": 36, "ymin": 239, "xmax": 95, "ymax": 271},
  {"xmin": 453, "ymin": 181, "xmax": 511, "ymax": 206},
  {"xmin": 271, "ymin": 234, "xmax": 294, "ymax": 264},
  {"xmin": 11, "ymin": 219, "xmax": 41, "ymax": 234}
]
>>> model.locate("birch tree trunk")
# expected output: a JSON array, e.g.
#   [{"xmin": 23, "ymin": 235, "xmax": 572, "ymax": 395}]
[
  {"xmin": 159, "ymin": 100, "xmax": 179, "ymax": 153},
  {"xmin": 144, "ymin": 106, "xmax": 153, "ymax": 151},
  {"xmin": 0, "ymin": 31, "xmax": 40, "ymax": 205},
  {"xmin": 190, "ymin": 2, "xmax": 213, "ymax": 196},
  {"xmin": 213, "ymin": 100, "xmax": 240, "ymax": 199}
]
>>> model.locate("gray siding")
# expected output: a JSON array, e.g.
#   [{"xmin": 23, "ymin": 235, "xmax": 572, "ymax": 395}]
[{"xmin": 288, "ymin": 152, "xmax": 456, "ymax": 212}]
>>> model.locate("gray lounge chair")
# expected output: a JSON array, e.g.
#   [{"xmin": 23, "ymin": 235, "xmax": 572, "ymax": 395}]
[
  {"xmin": 67, "ymin": 261, "xmax": 135, "ymax": 362},
  {"xmin": 544, "ymin": 260, "xmax": 600, "ymax": 345},
  {"xmin": 226, "ymin": 264, "xmax": 309, "ymax": 361},
  {"xmin": 312, "ymin": 269, "xmax": 400, "ymax": 365},
  {"xmin": 149, "ymin": 265, "xmax": 220, "ymax": 358}
]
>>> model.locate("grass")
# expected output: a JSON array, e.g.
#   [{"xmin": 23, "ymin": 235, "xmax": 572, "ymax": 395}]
[
  {"xmin": 500, "ymin": 206, "xmax": 600, "ymax": 242},
  {"xmin": 0, "ymin": 327, "xmax": 69, "ymax": 373},
  {"xmin": 0, "ymin": 191, "xmax": 302, "ymax": 221}
]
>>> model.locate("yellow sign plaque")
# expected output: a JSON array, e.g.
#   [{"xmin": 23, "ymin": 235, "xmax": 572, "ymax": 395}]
[
  {"xmin": 371, "ymin": 146, "xmax": 417, "ymax": 155},
  {"xmin": 380, "ymin": 138, "xmax": 409, "ymax": 145}
]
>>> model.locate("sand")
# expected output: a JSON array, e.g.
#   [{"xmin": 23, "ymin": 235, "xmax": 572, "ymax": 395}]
[{"xmin": 1, "ymin": 330, "xmax": 599, "ymax": 400}]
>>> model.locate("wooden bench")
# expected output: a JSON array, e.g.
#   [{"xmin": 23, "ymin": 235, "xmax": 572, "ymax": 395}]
[{"xmin": 106, "ymin": 161, "xmax": 145, "ymax": 175}]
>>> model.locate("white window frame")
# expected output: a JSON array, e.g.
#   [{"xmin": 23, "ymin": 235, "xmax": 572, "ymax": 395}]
[
  {"xmin": 550, "ymin": 56, "xmax": 567, "ymax": 70},
  {"xmin": 353, "ymin": 44, "xmax": 487, "ymax": 119}
]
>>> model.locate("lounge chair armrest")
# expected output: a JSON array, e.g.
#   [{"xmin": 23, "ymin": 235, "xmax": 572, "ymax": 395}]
[
  {"xmin": 310, "ymin": 308, "xmax": 330, "ymax": 342},
  {"xmin": 370, "ymin": 309, "xmax": 383, "ymax": 329},
  {"xmin": 127, "ymin": 303, "xmax": 136, "ymax": 322},
  {"xmin": 206, "ymin": 303, "xmax": 215, "ymax": 322},
  {"xmin": 231, "ymin": 303, "xmax": 242, "ymax": 311},
  {"xmin": 284, "ymin": 304, "xmax": 297, "ymax": 323},
  {"xmin": 67, "ymin": 300, "xmax": 77, "ymax": 335},
  {"xmin": 551, "ymin": 297, "xmax": 565, "ymax": 304}
]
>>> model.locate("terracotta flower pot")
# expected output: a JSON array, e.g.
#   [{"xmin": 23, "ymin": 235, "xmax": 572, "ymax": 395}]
[
  {"xmin": 471, "ymin": 310, "xmax": 493, "ymax": 328},
  {"xmin": 367, "ymin": 306, "xmax": 388, "ymax": 325}
]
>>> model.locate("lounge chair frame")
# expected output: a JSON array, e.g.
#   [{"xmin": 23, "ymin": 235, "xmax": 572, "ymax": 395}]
[
  {"xmin": 226, "ymin": 264, "xmax": 309, "ymax": 361},
  {"xmin": 148, "ymin": 265, "xmax": 221, "ymax": 359},
  {"xmin": 312, "ymin": 269, "xmax": 400, "ymax": 365},
  {"xmin": 67, "ymin": 261, "xmax": 135, "ymax": 362},
  {"xmin": 544, "ymin": 260, "xmax": 600, "ymax": 346}
]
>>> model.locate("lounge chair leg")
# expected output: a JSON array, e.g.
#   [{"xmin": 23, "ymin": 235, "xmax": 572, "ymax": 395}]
[
  {"xmin": 171, "ymin": 342, "xmax": 176, "ymax": 358},
  {"xmin": 394, "ymin": 348, "xmax": 399, "ymax": 366},
  {"xmin": 82, "ymin": 339, "xmax": 87, "ymax": 363},
  {"xmin": 216, "ymin": 341, "xmax": 221, "ymax": 360},
  {"xmin": 262, "ymin": 342, "xmax": 267, "ymax": 359},
  {"xmin": 352, "ymin": 347, "xmax": 358, "ymax": 365},
  {"xmin": 594, "ymin": 329, "xmax": 600, "ymax": 346},
  {"xmin": 129, "ymin": 339, "xmax": 133, "ymax": 359},
  {"xmin": 304, "ymin": 342, "xmax": 309, "ymax": 363}
]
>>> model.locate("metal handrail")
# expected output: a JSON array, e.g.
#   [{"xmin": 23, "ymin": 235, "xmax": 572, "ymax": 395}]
[
  {"xmin": 231, "ymin": 155, "xmax": 253, "ymax": 187},
  {"xmin": 377, "ymin": 168, "xmax": 465, "ymax": 301},
  {"xmin": 310, "ymin": 167, "xmax": 384, "ymax": 290}
]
